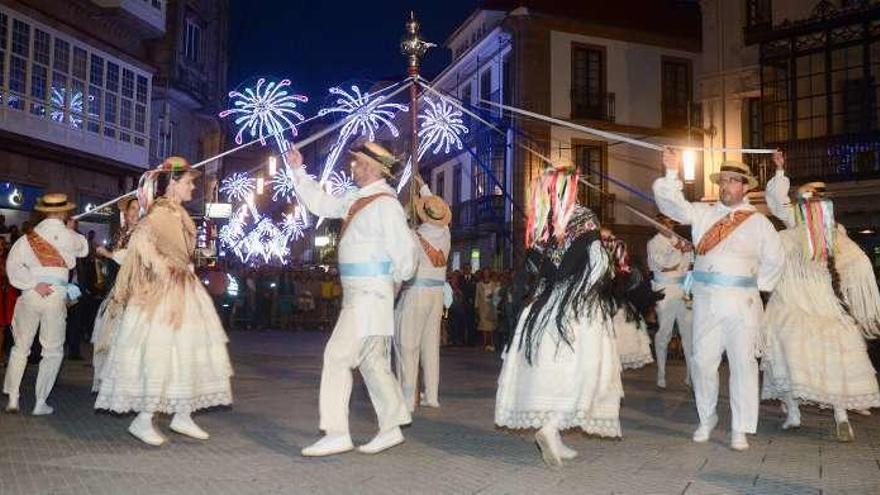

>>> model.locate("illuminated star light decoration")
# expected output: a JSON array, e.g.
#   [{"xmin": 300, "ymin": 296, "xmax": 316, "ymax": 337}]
[
  {"xmin": 50, "ymin": 88, "xmax": 93, "ymax": 128},
  {"xmin": 219, "ymin": 78, "xmax": 307, "ymax": 146},
  {"xmin": 219, "ymin": 172, "xmax": 256, "ymax": 203},
  {"xmin": 417, "ymin": 96, "xmax": 468, "ymax": 160},
  {"xmin": 219, "ymin": 77, "xmax": 311, "ymax": 227},
  {"xmin": 272, "ymin": 162, "xmax": 316, "ymax": 203},
  {"xmin": 397, "ymin": 96, "xmax": 470, "ymax": 194},
  {"xmin": 317, "ymin": 85, "xmax": 409, "ymax": 183},
  {"xmin": 327, "ymin": 171, "xmax": 356, "ymax": 197}
]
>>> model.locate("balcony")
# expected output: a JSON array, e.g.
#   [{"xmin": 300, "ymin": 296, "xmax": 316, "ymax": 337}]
[
  {"xmin": 90, "ymin": 0, "xmax": 166, "ymax": 37},
  {"xmin": 766, "ymin": 132, "xmax": 880, "ymax": 185},
  {"xmin": 571, "ymin": 92, "xmax": 615, "ymax": 122},
  {"xmin": 452, "ymin": 196, "xmax": 506, "ymax": 232}
]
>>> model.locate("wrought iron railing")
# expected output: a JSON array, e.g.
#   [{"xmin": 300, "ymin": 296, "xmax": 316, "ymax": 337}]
[{"xmin": 766, "ymin": 132, "xmax": 880, "ymax": 184}]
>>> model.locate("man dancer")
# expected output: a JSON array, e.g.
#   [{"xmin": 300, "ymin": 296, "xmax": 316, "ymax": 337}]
[
  {"xmin": 394, "ymin": 176, "xmax": 451, "ymax": 411},
  {"xmin": 653, "ymin": 150, "xmax": 785, "ymax": 451},
  {"xmin": 4, "ymin": 193, "xmax": 88, "ymax": 415},
  {"xmin": 286, "ymin": 141, "xmax": 418, "ymax": 457},
  {"xmin": 648, "ymin": 214, "xmax": 694, "ymax": 389}
]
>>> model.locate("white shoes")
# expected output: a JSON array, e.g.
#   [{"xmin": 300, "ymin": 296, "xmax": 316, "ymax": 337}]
[
  {"xmin": 657, "ymin": 377, "xmax": 667, "ymax": 389},
  {"xmin": 170, "ymin": 414, "xmax": 210, "ymax": 440},
  {"xmin": 5, "ymin": 394, "xmax": 19, "ymax": 414},
  {"xmin": 692, "ymin": 415, "xmax": 718, "ymax": 443},
  {"xmin": 836, "ymin": 421, "xmax": 855, "ymax": 442},
  {"xmin": 730, "ymin": 431, "xmax": 749, "ymax": 451},
  {"xmin": 782, "ymin": 409, "xmax": 801, "ymax": 430},
  {"xmin": 419, "ymin": 398, "xmax": 440, "ymax": 408},
  {"xmin": 535, "ymin": 427, "xmax": 564, "ymax": 467},
  {"xmin": 32, "ymin": 402, "xmax": 54, "ymax": 416},
  {"xmin": 357, "ymin": 427, "xmax": 405, "ymax": 454},
  {"xmin": 128, "ymin": 414, "xmax": 166, "ymax": 447},
  {"xmin": 558, "ymin": 441, "xmax": 578, "ymax": 460},
  {"xmin": 301, "ymin": 433, "xmax": 354, "ymax": 457}
]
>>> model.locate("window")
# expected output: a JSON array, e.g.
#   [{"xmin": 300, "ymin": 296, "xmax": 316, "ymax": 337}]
[
  {"xmin": 574, "ymin": 142, "xmax": 608, "ymax": 220},
  {"xmin": 0, "ymin": 6, "xmax": 151, "ymax": 146},
  {"xmin": 156, "ymin": 117, "xmax": 175, "ymax": 158},
  {"xmin": 452, "ymin": 163, "xmax": 462, "ymax": 206},
  {"xmin": 662, "ymin": 58, "xmax": 692, "ymax": 129},
  {"xmin": 461, "ymin": 83, "xmax": 472, "ymax": 127},
  {"xmin": 571, "ymin": 44, "xmax": 605, "ymax": 119},
  {"xmin": 184, "ymin": 16, "xmax": 202, "ymax": 63},
  {"xmin": 480, "ymin": 69, "xmax": 492, "ymax": 104},
  {"xmin": 746, "ymin": 0, "xmax": 772, "ymax": 28},
  {"xmin": 502, "ymin": 53, "xmax": 512, "ymax": 106},
  {"xmin": 474, "ymin": 132, "xmax": 505, "ymax": 199},
  {"xmin": 435, "ymin": 171, "xmax": 446, "ymax": 201}
]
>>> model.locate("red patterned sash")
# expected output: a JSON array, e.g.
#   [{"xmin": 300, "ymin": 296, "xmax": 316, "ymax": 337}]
[
  {"xmin": 417, "ymin": 233, "xmax": 447, "ymax": 267},
  {"xmin": 26, "ymin": 231, "xmax": 66, "ymax": 268},
  {"xmin": 340, "ymin": 193, "xmax": 396, "ymax": 238},
  {"xmin": 695, "ymin": 210, "xmax": 755, "ymax": 256}
]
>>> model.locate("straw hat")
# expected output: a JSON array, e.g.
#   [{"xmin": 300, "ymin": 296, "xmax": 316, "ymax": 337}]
[
  {"xmin": 796, "ymin": 181, "xmax": 826, "ymax": 200},
  {"xmin": 416, "ymin": 195, "xmax": 452, "ymax": 227},
  {"xmin": 348, "ymin": 141, "xmax": 402, "ymax": 176},
  {"xmin": 709, "ymin": 161, "xmax": 759, "ymax": 190},
  {"xmin": 35, "ymin": 193, "xmax": 76, "ymax": 213}
]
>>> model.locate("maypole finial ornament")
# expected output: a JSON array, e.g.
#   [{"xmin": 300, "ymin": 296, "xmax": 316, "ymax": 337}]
[{"xmin": 400, "ymin": 11, "xmax": 435, "ymax": 76}]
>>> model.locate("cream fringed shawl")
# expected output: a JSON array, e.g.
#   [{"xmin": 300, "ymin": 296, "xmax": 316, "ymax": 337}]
[
  {"xmin": 95, "ymin": 198, "xmax": 197, "ymax": 351},
  {"xmin": 835, "ymin": 229, "xmax": 880, "ymax": 338}
]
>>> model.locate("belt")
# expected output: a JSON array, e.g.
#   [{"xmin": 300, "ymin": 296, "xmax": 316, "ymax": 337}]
[
  {"xmin": 410, "ymin": 278, "xmax": 445, "ymax": 288},
  {"xmin": 689, "ymin": 270, "xmax": 757, "ymax": 289},
  {"xmin": 37, "ymin": 277, "xmax": 81, "ymax": 301},
  {"xmin": 339, "ymin": 261, "xmax": 393, "ymax": 278},
  {"xmin": 653, "ymin": 273, "xmax": 685, "ymax": 285}
]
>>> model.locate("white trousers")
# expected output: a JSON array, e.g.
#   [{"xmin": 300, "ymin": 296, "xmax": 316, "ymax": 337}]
[
  {"xmin": 653, "ymin": 284, "xmax": 693, "ymax": 382},
  {"xmin": 691, "ymin": 289, "xmax": 762, "ymax": 434},
  {"xmin": 318, "ymin": 307, "xmax": 411, "ymax": 435},
  {"xmin": 3, "ymin": 290, "xmax": 68, "ymax": 405},
  {"xmin": 394, "ymin": 287, "xmax": 444, "ymax": 411}
]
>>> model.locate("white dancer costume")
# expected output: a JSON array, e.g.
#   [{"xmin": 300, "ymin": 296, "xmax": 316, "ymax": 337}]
[
  {"xmin": 648, "ymin": 232, "xmax": 694, "ymax": 387},
  {"xmin": 613, "ymin": 309, "xmax": 654, "ymax": 370},
  {"xmin": 90, "ymin": 236, "xmax": 132, "ymax": 393},
  {"xmin": 394, "ymin": 184, "xmax": 450, "ymax": 411},
  {"xmin": 95, "ymin": 198, "xmax": 233, "ymax": 415},
  {"xmin": 4, "ymin": 210, "xmax": 88, "ymax": 414},
  {"xmin": 292, "ymin": 153, "xmax": 417, "ymax": 456},
  {"xmin": 496, "ymin": 201, "xmax": 622, "ymax": 466},
  {"xmin": 654, "ymin": 164, "xmax": 785, "ymax": 447},
  {"xmin": 761, "ymin": 171, "xmax": 880, "ymax": 439}
]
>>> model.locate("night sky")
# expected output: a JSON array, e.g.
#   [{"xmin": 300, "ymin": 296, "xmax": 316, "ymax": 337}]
[{"xmin": 228, "ymin": 0, "xmax": 480, "ymax": 108}]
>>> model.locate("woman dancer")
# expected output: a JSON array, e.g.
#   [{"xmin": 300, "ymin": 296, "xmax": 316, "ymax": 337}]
[
  {"xmin": 90, "ymin": 196, "xmax": 140, "ymax": 392},
  {"xmin": 95, "ymin": 157, "xmax": 233, "ymax": 446},
  {"xmin": 496, "ymin": 168, "xmax": 621, "ymax": 467}
]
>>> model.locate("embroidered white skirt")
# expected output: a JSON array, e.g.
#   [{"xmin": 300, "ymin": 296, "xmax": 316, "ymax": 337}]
[
  {"xmin": 95, "ymin": 281, "xmax": 233, "ymax": 414},
  {"xmin": 614, "ymin": 308, "xmax": 654, "ymax": 370},
  {"xmin": 495, "ymin": 303, "xmax": 623, "ymax": 437}
]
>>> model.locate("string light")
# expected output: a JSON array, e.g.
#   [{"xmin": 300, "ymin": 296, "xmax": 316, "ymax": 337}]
[
  {"xmin": 219, "ymin": 78, "xmax": 307, "ymax": 146},
  {"xmin": 327, "ymin": 171, "xmax": 357, "ymax": 197}
]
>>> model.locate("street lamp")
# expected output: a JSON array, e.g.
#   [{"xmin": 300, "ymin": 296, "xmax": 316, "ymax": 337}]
[
  {"xmin": 256, "ymin": 176, "xmax": 265, "ymax": 195},
  {"xmin": 682, "ymin": 149, "xmax": 697, "ymax": 183},
  {"xmin": 268, "ymin": 156, "xmax": 277, "ymax": 176},
  {"xmin": 315, "ymin": 235, "xmax": 330, "ymax": 248}
]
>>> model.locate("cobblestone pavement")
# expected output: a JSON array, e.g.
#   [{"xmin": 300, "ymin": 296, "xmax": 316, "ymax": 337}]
[{"xmin": 1, "ymin": 330, "xmax": 879, "ymax": 495}]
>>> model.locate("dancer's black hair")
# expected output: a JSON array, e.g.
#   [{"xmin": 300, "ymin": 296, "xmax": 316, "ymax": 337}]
[{"xmin": 517, "ymin": 209, "xmax": 615, "ymax": 365}]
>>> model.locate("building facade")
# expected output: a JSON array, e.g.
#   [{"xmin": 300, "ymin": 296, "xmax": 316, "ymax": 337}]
[
  {"xmin": 423, "ymin": 1, "xmax": 701, "ymax": 269},
  {"xmin": 701, "ymin": 0, "xmax": 880, "ymax": 263},
  {"xmin": 0, "ymin": 0, "xmax": 226, "ymax": 235}
]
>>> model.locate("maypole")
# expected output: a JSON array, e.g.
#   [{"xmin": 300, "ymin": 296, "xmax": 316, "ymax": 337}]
[{"xmin": 400, "ymin": 11, "xmax": 434, "ymax": 225}]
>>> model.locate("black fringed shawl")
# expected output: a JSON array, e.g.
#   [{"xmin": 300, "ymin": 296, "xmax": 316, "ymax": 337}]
[{"xmin": 516, "ymin": 230, "xmax": 616, "ymax": 365}]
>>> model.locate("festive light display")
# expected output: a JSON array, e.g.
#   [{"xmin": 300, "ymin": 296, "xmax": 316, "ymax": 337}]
[
  {"xmin": 327, "ymin": 170, "xmax": 356, "ymax": 197},
  {"xmin": 317, "ymin": 85, "xmax": 409, "ymax": 183},
  {"xmin": 219, "ymin": 172, "xmax": 256, "ymax": 203},
  {"xmin": 417, "ymin": 96, "xmax": 468, "ymax": 160},
  {"xmin": 50, "ymin": 88, "xmax": 92, "ymax": 128},
  {"xmin": 219, "ymin": 78, "xmax": 307, "ymax": 146}
]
